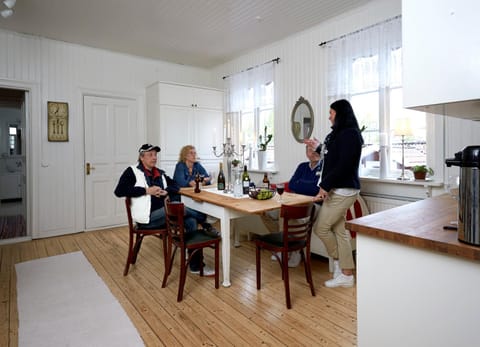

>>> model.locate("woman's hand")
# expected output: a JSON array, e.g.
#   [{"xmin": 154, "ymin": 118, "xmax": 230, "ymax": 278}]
[
  {"xmin": 313, "ymin": 187, "xmax": 329, "ymax": 202},
  {"xmin": 304, "ymin": 137, "xmax": 321, "ymax": 151}
]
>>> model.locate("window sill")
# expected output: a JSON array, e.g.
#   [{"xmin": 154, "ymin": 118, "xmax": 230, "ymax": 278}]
[{"xmin": 360, "ymin": 176, "xmax": 444, "ymax": 188}]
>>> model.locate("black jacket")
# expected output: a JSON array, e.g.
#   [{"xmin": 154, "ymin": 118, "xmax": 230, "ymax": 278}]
[{"xmin": 319, "ymin": 127, "xmax": 362, "ymax": 192}]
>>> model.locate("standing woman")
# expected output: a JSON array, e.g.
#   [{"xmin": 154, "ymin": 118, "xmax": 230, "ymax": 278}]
[{"xmin": 305, "ymin": 99, "xmax": 363, "ymax": 288}]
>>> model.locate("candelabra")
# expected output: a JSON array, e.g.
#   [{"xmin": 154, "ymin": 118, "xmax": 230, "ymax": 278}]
[{"xmin": 213, "ymin": 137, "xmax": 245, "ymax": 193}]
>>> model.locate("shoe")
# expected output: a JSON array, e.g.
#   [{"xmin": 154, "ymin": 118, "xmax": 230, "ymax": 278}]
[
  {"xmin": 288, "ymin": 251, "xmax": 301, "ymax": 268},
  {"xmin": 333, "ymin": 260, "xmax": 341, "ymax": 278},
  {"xmin": 324, "ymin": 273, "xmax": 355, "ymax": 288},
  {"xmin": 205, "ymin": 216, "xmax": 219, "ymax": 224},
  {"xmin": 201, "ymin": 223, "xmax": 221, "ymax": 238},
  {"xmin": 271, "ymin": 252, "xmax": 281, "ymax": 261},
  {"xmin": 190, "ymin": 265, "xmax": 215, "ymax": 277}
]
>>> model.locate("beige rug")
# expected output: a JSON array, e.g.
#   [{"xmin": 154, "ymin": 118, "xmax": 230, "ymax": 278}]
[{"xmin": 15, "ymin": 251, "xmax": 144, "ymax": 347}]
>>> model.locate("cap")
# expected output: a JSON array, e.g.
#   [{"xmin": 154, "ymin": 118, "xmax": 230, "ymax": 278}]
[{"xmin": 138, "ymin": 143, "xmax": 161, "ymax": 153}]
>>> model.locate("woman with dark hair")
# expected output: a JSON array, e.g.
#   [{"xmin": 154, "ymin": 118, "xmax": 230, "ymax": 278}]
[{"xmin": 305, "ymin": 99, "xmax": 363, "ymax": 288}]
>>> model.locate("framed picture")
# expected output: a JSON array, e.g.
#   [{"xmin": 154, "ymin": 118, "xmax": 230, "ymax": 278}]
[{"xmin": 48, "ymin": 101, "xmax": 69, "ymax": 142}]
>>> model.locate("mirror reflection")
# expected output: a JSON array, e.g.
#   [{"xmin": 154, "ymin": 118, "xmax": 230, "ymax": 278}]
[{"xmin": 291, "ymin": 97, "xmax": 314, "ymax": 143}]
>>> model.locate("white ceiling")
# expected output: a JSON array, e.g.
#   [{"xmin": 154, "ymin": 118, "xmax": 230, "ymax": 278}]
[{"xmin": 0, "ymin": 0, "xmax": 372, "ymax": 68}]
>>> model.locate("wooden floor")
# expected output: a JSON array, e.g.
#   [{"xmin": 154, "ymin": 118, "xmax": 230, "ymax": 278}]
[{"xmin": 0, "ymin": 227, "xmax": 357, "ymax": 346}]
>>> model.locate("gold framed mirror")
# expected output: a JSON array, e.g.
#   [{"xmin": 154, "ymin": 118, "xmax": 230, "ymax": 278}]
[{"xmin": 291, "ymin": 97, "xmax": 314, "ymax": 143}]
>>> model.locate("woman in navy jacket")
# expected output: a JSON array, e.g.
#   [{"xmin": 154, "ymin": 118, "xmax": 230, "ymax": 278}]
[{"xmin": 305, "ymin": 99, "xmax": 363, "ymax": 288}]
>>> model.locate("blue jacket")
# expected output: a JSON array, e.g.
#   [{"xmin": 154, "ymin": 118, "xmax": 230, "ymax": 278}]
[
  {"xmin": 288, "ymin": 161, "xmax": 322, "ymax": 196},
  {"xmin": 173, "ymin": 161, "xmax": 211, "ymax": 187}
]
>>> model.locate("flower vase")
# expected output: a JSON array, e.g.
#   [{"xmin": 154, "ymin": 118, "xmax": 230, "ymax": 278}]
[{"xmin": 257, "ymin": 150, "xmax": 267, "ymax": 170}]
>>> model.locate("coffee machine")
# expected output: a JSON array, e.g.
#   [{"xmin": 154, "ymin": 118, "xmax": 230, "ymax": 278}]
[{"xmin": 445, "ymin": 146, "xmax": 480, "ymax": 246}]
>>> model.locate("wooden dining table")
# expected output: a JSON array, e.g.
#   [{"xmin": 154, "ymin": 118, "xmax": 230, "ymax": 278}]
[{"xmin": 179, "ymin": 186, "xmax": 313, "ymax": 287}]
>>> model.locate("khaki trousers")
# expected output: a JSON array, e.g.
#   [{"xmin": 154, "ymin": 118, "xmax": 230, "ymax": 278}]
[{"xmin": 313, "ymin": 192, "xmax": 358, "ymax": 270}]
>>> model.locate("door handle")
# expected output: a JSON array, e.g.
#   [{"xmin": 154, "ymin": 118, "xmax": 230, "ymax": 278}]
[{"xmin": 86, "ymin": 162, "xmax": 95, "ymax": 175}]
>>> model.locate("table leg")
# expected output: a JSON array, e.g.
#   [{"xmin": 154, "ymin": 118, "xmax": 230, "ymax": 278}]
[{"xmin": 219, "ymin": 209, "xmax": 231, "ymax": 287}]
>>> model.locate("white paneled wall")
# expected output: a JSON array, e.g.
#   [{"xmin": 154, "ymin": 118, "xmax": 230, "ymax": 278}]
[{"xmin": 0, "ymin": 29, "xmax": 213, "ymax": 238}]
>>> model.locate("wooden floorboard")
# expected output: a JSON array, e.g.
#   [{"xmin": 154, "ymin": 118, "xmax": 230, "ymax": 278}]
[{"xmin": 0, "ymin": 227, "xmax": 357, "ymax": 346}]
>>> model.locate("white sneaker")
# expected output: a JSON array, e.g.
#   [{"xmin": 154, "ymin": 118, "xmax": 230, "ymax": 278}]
[
  {"xmin": 271, "ymin": 252, "xmax": 281, "ymax": 261},
  {"xmin": 325, "ymin": 273, "xmax": 355, "ymax": 288},
  {"xmin": 288, "ymin": 251, "xmax": 301, "ymax": 268},
  {"xmin": 333, "ymin": 260, "xmax": 341, "ymax": 278},
  {"xmin": 205, "ymin": 216, "xmax": 219, "ymax": 224},
  {"xmin": 190, "ymin": 265, "xmax": 215, "ymax": 277}
]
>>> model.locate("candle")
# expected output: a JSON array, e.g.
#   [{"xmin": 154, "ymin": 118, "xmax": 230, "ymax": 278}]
[
  {"xmin": 226, "ymin": 119, "xmax": 232, "ymax": 139},
  {"xmin": 212, "ymin": 128, "xmax": 217, "ymax": 147}
]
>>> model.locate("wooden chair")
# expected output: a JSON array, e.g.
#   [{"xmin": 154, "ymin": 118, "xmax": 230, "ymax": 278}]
[
  {"xmin": 255, "ymin": 203, "xmax": 316, "ymax": 309},
  {"xmin": 161, "ymin": 200, "xmax": 220, "ymax": 302},
  {"xmin": 123, "ymin": 197, "xmax": 168, "ymax": 276}
]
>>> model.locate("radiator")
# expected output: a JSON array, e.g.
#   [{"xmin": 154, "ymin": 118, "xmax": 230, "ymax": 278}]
[{"xmin": 361, "ymin": 193, "xmax": 420, "ymax": 213}]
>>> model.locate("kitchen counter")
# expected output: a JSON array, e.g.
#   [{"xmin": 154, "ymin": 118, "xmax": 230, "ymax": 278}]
[
  {"xmin": 346, "ymin": 193, "xmax": 480, "ymax": 347},
  {"xmin": 346, "ymin": 193, "xmax": 480, "ymax": 262}
]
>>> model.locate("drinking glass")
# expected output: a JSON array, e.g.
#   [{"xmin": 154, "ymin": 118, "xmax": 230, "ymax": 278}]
[
  {"xmin": 276, "ymin": 183, "xmax": 285, "ymax": 203},
  {"xmin": 445, "ymin": 175, "xmax": 460, "ymax": 225}
]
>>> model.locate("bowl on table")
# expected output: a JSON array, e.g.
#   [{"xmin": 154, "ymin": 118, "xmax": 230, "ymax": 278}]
[{"xmin": 248, "ymin": 188, "xmax": 276, "ymax": 200}]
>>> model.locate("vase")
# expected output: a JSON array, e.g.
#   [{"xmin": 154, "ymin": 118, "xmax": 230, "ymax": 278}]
[{"xmin": 257, "ymin": 150, "xmax": 267, "ymax": 170}]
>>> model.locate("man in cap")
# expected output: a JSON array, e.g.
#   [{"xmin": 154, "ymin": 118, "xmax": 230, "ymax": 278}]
[{"xmin": 114, "ymin": 143, "xmax": 215, "ymax": 276}]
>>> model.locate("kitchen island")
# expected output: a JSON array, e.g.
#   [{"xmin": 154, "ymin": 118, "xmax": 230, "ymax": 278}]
[{"xmin": 346, "ymin": 194, "xmax": 480, "ymax": 347}]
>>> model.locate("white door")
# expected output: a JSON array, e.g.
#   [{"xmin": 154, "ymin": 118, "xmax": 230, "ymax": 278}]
[{"xmin": 84, "ymin": 95, "xmax": 139, "ymax": 230}]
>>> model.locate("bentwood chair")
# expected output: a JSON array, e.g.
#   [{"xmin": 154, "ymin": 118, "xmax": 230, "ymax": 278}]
[
  {"xmin": 124, "ymin": 197, "xmax": 168, "ymax": 276},
  {"xmin": 255, "ymin": 203, "xmax": 316, "ymax": 309},
  {"xmin": 161, "ymin": 200, "xmax": 221, "ymax": 302}
]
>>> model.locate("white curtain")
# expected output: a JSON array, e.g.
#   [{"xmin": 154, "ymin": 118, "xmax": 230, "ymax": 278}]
[
  {"xmin": 326, "ymin": 16, "xmax": 402, "ymax": 100},
  {"xmin": 224, "ymin": 62, "xmax": 274, "ymax": 113}
]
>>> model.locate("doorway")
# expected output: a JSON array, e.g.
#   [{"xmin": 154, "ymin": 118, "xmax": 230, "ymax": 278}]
[{"xmin": 0, "ymin": 88, "xmax": 27, "ymax": 240}]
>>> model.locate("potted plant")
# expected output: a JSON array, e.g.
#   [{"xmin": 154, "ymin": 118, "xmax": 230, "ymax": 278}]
[
  {"xmin": 411, "ymin": 165, "xmax": 434, "ymax": 180},
  {"xmin": 258, "ymin": 126, "xmax": 273, "ymax": 151},
  {"xmin": 257, "ymin": 126, "xmax": 272, "ymax": 170}
]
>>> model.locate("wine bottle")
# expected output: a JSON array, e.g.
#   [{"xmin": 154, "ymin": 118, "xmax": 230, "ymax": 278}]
[
  {"xmin": 194, "ymin": 173, "xmax": 201, "ymax": 193},
  {"xmin": 242, "ymin": 165, "xmax": 250, "ymax": 194},
  {"xmin": 262, "ymin": 172, "xmax": 270, "ymax": 189},
  {"xmin": 217, "ymin": 163, "xmax": 225, "ymax": 191}
]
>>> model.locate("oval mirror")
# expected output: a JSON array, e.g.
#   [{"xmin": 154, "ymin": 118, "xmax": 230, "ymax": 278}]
[{"xmin": 291, "ymin": 97, "xmax": 314, "ymax": 143}]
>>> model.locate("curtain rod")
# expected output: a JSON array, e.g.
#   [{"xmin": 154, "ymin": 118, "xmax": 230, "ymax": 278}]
[
  {"xmin": 318, "ymin": 15, "xmax": 401, "ymax": 47},
  {"xmin": 222, "ymin": 57, "xmax": 280, "ymax": 80}
]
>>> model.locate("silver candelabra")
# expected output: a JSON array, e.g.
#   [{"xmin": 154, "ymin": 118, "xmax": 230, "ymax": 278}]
[{"xmin": 213, "ymin": 137, "xmax": 245, "ymax": 193}]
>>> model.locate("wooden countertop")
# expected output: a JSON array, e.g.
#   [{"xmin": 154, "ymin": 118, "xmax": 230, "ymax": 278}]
[{"xmin": 346, "ymin": 194, "xmax": 480, "ymax": 262}]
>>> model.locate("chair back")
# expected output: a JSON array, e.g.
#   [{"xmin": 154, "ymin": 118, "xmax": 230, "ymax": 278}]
[
  {"xmin": 125, "ymin": 197, "xmax": 135, "ymax": 231},
  {"xmin": 280, "ymin": 203, "xmax": 315, "ymax": 245},
  {"xmin": 165, "ymin": 199, "xmax": 186, "ymax": 243}
]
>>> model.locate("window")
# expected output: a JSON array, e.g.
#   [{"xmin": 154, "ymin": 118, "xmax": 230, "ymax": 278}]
[
  {"xmin": 225, "ymin": 63, "xmax": 275, "ymax": 169},
  {"xmin": 326, "ymin": 16, "xmax": 428, "ymax": 179}
]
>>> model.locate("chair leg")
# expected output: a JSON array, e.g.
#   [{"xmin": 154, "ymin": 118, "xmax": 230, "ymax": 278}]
[
  {"xmin": 282, "ymin": 252, "xmax": 292, "ymax": 309},
  {"xmin": 161, "ymin": 233, "xmax": 168, "ymax": 271},
  {"xmin": 162, "ymin": 238, "xmax": 176, "ymax": 288},
  {"xmin": 132, "ymin": 234, "xmax": 144, "ymax": 264},
  {"xmin": 256, "ymin": 245, "xmax": 262, "ymax": 290},
  {"xmin": 124, "ymin": 232, "xmax": 135, "ymax": 276},
  {"xmin": 177, "ymin": 248, "xmax": 188, "ymax": 302},
  {"xmin": 214, "ymin": 241, "xmax": 219, "ymax": 289},
  {"xmin": 304, "ymin": 249, "xmax": 316, "ymax": 296}
]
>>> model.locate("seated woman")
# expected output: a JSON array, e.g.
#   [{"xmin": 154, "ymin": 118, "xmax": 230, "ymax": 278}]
[{"xmin": 173, "ymin": 145, "xmax": 218, "ymax": 235}]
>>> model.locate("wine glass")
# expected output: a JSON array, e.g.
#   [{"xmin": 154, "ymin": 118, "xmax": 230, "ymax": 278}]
[
  {"xmin": 445, "ymin": 175, "xmax": 460, "ymax": 226},
  {"xmin": 276, "ymin": 183, "xmax": 285, "ymax": 203}
]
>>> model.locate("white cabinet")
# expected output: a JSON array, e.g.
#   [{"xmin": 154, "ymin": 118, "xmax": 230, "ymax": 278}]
[
  {"xmin": 402, "ymin": 0, "xmax": 480, "ymax": 120},
  {"xmin": 146, "ymin": 82, "xmax": 224, "ymax": 176}
]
